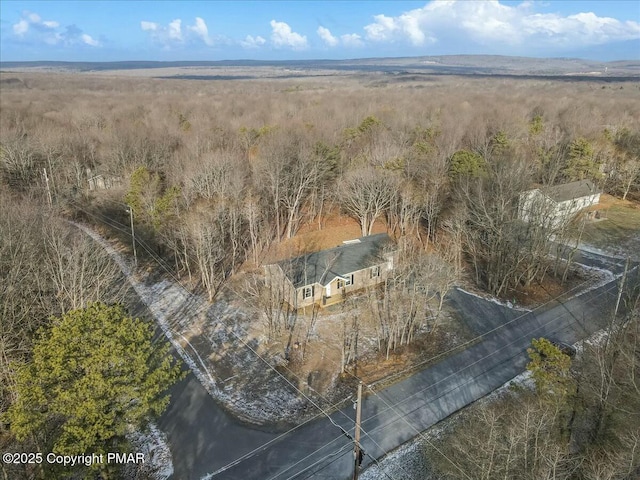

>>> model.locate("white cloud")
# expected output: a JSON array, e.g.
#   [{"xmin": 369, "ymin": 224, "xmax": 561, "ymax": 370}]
[
  {"xmin": 317, "ymin": 26, "xmax": 338, "ymax": 47},
  {"xmin": 241, "ymin": 35, "xmax": 266, "ymax": 48},
  {"xmin": 189, "ymin": 17, "xmax": 213, "ymax": 46},
  {"xmin": 316, "ymin": 25, "xmax": 364, "ymax": 48},
  {"xmin": 270, "ymin": 20, "xmax": 308, "ymax": 50},
  {"xmin": 168, "ymin": 19, "xmax": 182, "ymax": 41},
  {"xmin": 12, "ymin": 11, "xmax": 59, "ymax": 36},
  {"xmin": 81, "ymin": 34, "xmax": 99, "ymax": 47},
  {"xmin": 341, "ymin": 33, "xmax": 364, "ymax": 48},
  {"xmin": 316, "ymin": 27, "xmax": 364, "ymax": 48},
  {"xmin": 13, "ymin": 19, "xmax": 29, "ymax": 36},
  {"xmin": 141, "ymin": 17, "xmax": 219, "ymax": 47},
  {"xmin": 11, "ymin": 11, "xmax": 99, "ymax": 47},
  {"xmin": 140, "ymin": 21, "xmax": 158, "ymax": 31},
  {"xmin": 363, "ymin": 0, "xmax": 640, "ymax": 50}
]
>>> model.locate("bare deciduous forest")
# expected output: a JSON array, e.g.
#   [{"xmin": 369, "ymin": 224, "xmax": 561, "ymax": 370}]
[{"xmin": 1, "ymin": 68, "xmax": 639, "ymax": 478}]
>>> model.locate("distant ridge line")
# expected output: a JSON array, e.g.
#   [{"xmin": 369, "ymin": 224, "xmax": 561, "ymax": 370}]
[{"xmin": 1, "ymin": 55, "xmax": 638, "ymax": 78}]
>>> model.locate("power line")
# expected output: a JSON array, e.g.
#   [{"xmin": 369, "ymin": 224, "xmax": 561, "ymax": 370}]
[
  {"xmin": 70, "ymin": 198, "xmax": 625, "ymax": 364},
  {"xmin": 269, "ymin": 442, "xmax": 353, "ymax": 480},
  {"xmin": 67, "ymin": 201, "xmax": 375, "ymax": 477},
  {"xmin": 320, "ymin": 282, "xmax": 621, "ymax": 479},
  {"xmin": 86, "ymin": 206, "xmax": 620, "ymax": 473},
  {"xmin": 291, "ymin": 444, "xmax": 397, "ymax": 480},
  {"xmin": 269, "ymin": 275, "xmax": 620, "ymax": 476},
  {"xmin": 73, "ymin": 200, "xmax": 618, "ymax": 449},
  {"xmin": 356, "ymin": 282, "xmax": 618, "ymax": 429},
  {"xmin": 69, "ymin": 200, "xmax": 415, "ymax": 480},
  {"xmin": 367, "ymin": 269, "xmax": 619, "ymax": 390},
  {"xmin": 205, "ymin": 396, "xmax": 355, "ymax": 478},
  {"xmin": 68, "ymin": 199, "xmax": 628, "ymax": 479},
  {"xmin": 271, "ymin": 432, "xmax": 397, "ymax": 480},
  {"xmin": 282, "ymin": 245, "xmax": 633, "ymax": 477}
]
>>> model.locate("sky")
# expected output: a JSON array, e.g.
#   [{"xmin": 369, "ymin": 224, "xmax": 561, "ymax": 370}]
[{"xmin": 1, "ymin": 1, "xmax": 639, "ymax": 62}]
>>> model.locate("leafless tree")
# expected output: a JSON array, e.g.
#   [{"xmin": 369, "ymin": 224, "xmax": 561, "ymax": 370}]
[
  {"xmin": 186, "ymin": 211, "xmax": 228, "ymax": 302},
  {"xmin": 253, "ymin": 134, "xmax": 331, "ymax": 240},
  {"xmin": 43, "ymin": 221, "xmax": 128, "ymax": 312},
  {"xmin": 432, "ymin": 294, "xmax": 640, "ymax": 480},
  {"xmin": 367, "ymin": 243, "xmax": 457, "ymax": 359},
  {"xmin": 387, "ymin": 181, "xmax": 423, "ymax": 239},
  {"xmin": 243, "ymin": 193, "xmax": 266, "ymax": 266},
  {"xmin": 453, "ymin": 153, "xmax": 571, "ymax": 297},
  {"xmin": 0, "ymin": 194, "xmax": 128, "ymax": 417},
  {"xmin": 609, "ymin": 154, "xmax": 640, "ymax": 201},
  {"xmin": 338, "ymin": 167, "xmax": 398, "ymax": 236},
  {"xmin": 0, "ymin": 196, "xmax": 50, "ymax": 413},
  {"xmin": 0, "ymin": 137, "xmax": 41, "ymax": 191}
]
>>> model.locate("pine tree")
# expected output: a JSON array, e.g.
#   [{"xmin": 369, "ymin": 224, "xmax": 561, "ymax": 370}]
[{"xmin": 4, "ymin": 303, "xmax": 182, "ymax": 457}]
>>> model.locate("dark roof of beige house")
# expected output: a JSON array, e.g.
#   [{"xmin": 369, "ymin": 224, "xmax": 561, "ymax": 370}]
[
  {"xmin": 276, "ymin": 233, "xmax": 393, "ymax": 288},
  {"xmin": 541, "ymin": 180, "xmax": 600, "ymax": 203}
]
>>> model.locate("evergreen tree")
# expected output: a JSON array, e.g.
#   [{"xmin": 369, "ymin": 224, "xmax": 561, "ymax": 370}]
[
  {"xmin": 4, "ymin": 303, "xmax": 182, "ymax": 457},
  {"xmin": 527, "ymin": 337, "xmax": 573, "ymax": 398}
]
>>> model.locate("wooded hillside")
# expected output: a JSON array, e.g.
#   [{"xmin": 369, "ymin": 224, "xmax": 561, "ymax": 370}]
[{"xmin": 2, "ymin": 73, "xmax": 638, "ymax": 297}]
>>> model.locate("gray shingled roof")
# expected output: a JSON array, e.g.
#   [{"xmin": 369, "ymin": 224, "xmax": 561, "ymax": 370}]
[
  {"xmin": 278, "ymin": 233, "xmax": 393, "ymax": 288},
  {"xmin": 541, "ymin": 180, "xmax": 599, "ymax": 203}
]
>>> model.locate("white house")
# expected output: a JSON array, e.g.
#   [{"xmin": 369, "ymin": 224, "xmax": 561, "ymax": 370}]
[{"xmin": 519, "ymin": 180, "xmax": 601, "ymax": 228}]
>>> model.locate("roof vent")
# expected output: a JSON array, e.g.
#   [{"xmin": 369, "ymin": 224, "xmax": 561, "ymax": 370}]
[{"xmin": 342, "ymin": 239, "xmax": 361, "ymax": 245}]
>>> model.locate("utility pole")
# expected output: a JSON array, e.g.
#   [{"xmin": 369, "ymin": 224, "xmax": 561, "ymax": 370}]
[
  {"xmin": 43, "ymin": 168, "xmax": 53, "ymax": 207},
  {"xmin": 353, "ymin": 382, "xmax": 363, "ymax": 480},
  {"xmin": 126, "ymin": 206, "xmax": 138, "ymax": 268}
]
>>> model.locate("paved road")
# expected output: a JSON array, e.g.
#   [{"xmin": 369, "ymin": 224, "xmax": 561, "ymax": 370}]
[{"xmin": 160, "ymin": 249, "xmax": 637, "ymax": 480}]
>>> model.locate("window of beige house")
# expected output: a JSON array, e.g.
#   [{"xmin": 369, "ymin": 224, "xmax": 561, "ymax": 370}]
[{"xmin": 302, "ymin": 286, "xmax": 314, "ymax": 299}]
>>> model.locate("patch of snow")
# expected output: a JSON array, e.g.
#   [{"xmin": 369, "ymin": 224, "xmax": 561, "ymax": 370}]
[
  {"xmin": 359, "ymin": 423, "xmax": 448, "ymax": 480},
  {"xmin": 577, "ymin": 243, "xmax": 627, "ymax": 260},
  {"xmin": 575, "ymin": 262, "xmax": 615, "ymax": 278},
  {"xmin": 568, "ymin": 261, "xmax": 619, "ymax": 299},
  {"xmin": 490, "ymin": 370, "xmax": 534, "ymax": 397},
  {"xmin": 360, "ymin": 308, "xmax": 634, "ymax": 480},
  {"xmin": 74, "ymin": 222, "xmax": 216, "ymax": 382},
  {"xmin": 582, "ymin": 329, "xmax": 610, "ymax": 348},
  {"xmin": 72, "ymin": 222, "xmax": 305, "ymax": 424},
  {"xmin": 360, "ymin": 369, "xmax": 536, "ymax": 479},
  {"xmin": 127, "ymin": 423, "xmax": 174, "ymax": 480},
  {"xmin": 455, "ymin": 287, "xmax": 532, "ymax": 312}
]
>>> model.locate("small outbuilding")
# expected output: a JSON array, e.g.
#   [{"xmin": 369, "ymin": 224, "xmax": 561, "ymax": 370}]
[{"xmin": 86, "ymin": 168, "xmax": 122, "ymax": 190}]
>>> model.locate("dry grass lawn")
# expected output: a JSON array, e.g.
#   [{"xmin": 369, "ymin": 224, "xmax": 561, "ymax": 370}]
[
  {"xmin": 261, "ymin": 211, "xmax": 389, "ymax": 264},
  {"xmin": 580, "ymin": 194, "xmax": 640, "ymax": 257}
]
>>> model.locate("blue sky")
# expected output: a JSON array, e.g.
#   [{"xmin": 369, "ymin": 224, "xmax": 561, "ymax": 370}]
[{"xmin": 1, "ymin": 1, "xmax": 639, "ymax": 62}]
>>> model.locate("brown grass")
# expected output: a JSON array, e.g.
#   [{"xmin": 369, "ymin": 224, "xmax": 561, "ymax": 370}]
[{"xmin": 262, "ymin": 211, "xmax": 389, "ymax": 263}]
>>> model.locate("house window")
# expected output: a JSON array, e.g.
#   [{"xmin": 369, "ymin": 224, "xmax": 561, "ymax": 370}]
[
  {"xmin": 370, "ymin": 265, "xmax": 380, "ymax": 278},
  {"xmin": 302, "ymin": 286, "xmax": 314, "ymax": 299},
  {"xmin": 338, "ymin": 274, "xmax": 354, "ymax": 289}
]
